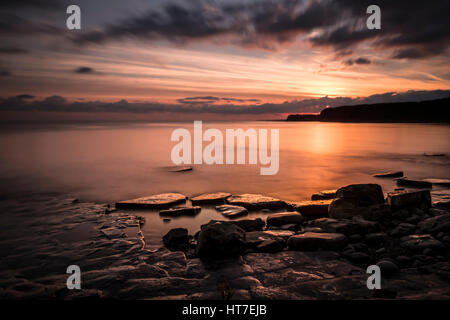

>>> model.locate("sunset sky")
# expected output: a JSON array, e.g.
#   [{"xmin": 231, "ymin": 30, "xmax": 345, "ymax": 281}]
[{"xmin": 0, "ymin": 0, "xmax": 449, "ymax": 120}]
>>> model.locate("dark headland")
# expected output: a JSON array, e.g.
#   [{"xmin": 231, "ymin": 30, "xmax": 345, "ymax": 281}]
[{"xmin": 287, "ymin": 97, "xmax": 450, "ymax": 123}]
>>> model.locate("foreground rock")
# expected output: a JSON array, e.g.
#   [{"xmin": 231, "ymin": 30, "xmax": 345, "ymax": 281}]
[
  {"xmin": 400, "ymin": 234, "xmax": 445, "ymax": 253},
  {"xmin": 159, "ymin": 206, "xmax": 201, "ymax": 217},
  {"xmin": 396, "ymin": 178, "xmax": 432, "ymax": 188},
  {"xmin": 328, "ymin": 184, "xmax": 385, "ymax": 219},
  {"xmin": 266, "ymin": 212, "xmax": 304, "ymax": 227},
  {"xmin": 196, "ymin": 221, "xmax": 246, "ymax": 258},
  {"xmin": 287, "ymin": 200, "xmax": 332, "ymax": 218},
  {"xmin": 287, "ymin": 232, "xmax": 347, "ymax": 251},
  {"xmin": 418, "ymin": 213, "xmax": 450, "ymax": 234},
  {"xmin": 191, "ymin": 192, "xmax": 231, "ymax": 204},
  {"xmin": 387, "ymin": 190, "xmax": 431, "ymax": 210},
  {"xmin": 116, "ymin": 193, "xmax": 187, "ymax": 209},
  {"xmin": 310, "ymin": 217, "xmax": 379, "ymax": 236},
  {"xmin": 163, "ymin": 228, "xmax": 189, "ymax": 250},
  {"xmin": 245, "ymin": 230, "xmax": 293, "ymax": 249},
  {"xmin": 373, "ymin": 171, "xmax": 404, "ymax": 178},
  {"xmin": 229, "ymin": 218, "xmax": 265, "ymax": 232},
  {"xmin": 215, "ymin": 205, "xmax": 248, "ymax": 219},
  {"xmin": 311, "ymin": 190, "xmax": 337, "ymax": 200},
  {"xmin": 227, "ymin": 194, "xmax": 286, "ymax": 210}
]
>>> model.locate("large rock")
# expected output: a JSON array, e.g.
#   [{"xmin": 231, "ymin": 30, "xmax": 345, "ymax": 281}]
[
  {"xmin": 116, "ymin": 193, "xmax": 186, "ymax": 209},
  {"xmin": 328, "ymin": 184, "xmax": 385, "ymax": 219},
  {"xmin": 373, "ymin": 171, "xmax": 404, "ymax": 178},
  {"xmin": 245, "ymin": 230, "xmax": 294, "ymax": 248},
  {"xmin": 159, "ymin": 206, "xmax": 201, "ymax": 217},
  {"xmin": 191, "ymin": 192, "xmax": 231, "ymax": 204},
  {"xmin": 287, "ymin": 200, "xmax": 332, "ymax": 218},
  {"xmin": 266, "ymin": 212, "xmax": 304, "ymax": 227},
  {"xmin": 162, "ymin": 228, "xmax": 189, "ymax": 250},
  {"xmin": 287, "ymin": 232, "xmax": 347, "ymax": 251},
  {"xmin": 227, "ymin": 194, "xmax": 286, "ymax": 210},
  {"xmin": 310, "ymin": 217, "xmax": 378, "ymax": 235},
  {"xmin": 400, "ymin": 234, "xmax": 445, "ymax": 253},
  {"xmin": 196, "ymin": 221, "xmax": 246, "ymax": 258},
  {"xmin": 387, "ymin": 190, "xmax": 431, "ymax": 210},
  {"xmin": 396, "ymin": 178, "xmax": 432, "ymax": 189},
  {"xmin": 256, "ymin": 240, "xmax": 284, "ymax": 253},
  {"xmin": 311, "ymin": 190, "xmax": 337, "ymax": 200},
  {"xmin": 215, "ymin": 205, "xmax": 248, "ymax": 219},
  {"xmin": 229, "ymin": 218, "xmax": 265, "ymax": 231},
  {"xmin": 417, "ymin": 213, "xmax": 450, "ymax": 234}
]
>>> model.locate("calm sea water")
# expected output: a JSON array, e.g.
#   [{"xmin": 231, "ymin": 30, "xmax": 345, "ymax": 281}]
[{"xmin": 1, "ymin": 121, "xmax": 449, "ymax": 243}]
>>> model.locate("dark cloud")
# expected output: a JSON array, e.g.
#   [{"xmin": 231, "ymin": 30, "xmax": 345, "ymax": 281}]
[
  {"xmin": 0, "ymin": 69, "xmax": 11, "ymax": 76},
  {"xmin": 16, "ymin": 94, "xmax": 35, "ymax": 99},
  {"xmin": 74, "ymin": 67, "xmax": 95, "ymax": 74},
  {"xmin": 344, "ymin": 57, "xmax": 371, "ymax": 66},
  {"xmin": 0, "ymin": 0, "xmax": 62, "ymax": 10},
  {"xmin": 177, "ymin": 96, "xmax": 261, "ymax": 104},
  {"xmin": 1, "ymin": 90, "xmax": 449, "ymax": 116},
  {"xmin": 0, "ymin": 46, "xmax": 29, "ymax": 54}
]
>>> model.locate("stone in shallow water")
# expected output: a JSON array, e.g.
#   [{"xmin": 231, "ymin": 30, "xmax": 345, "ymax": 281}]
[
  {"xmin": 396, "ymin": 178, "xmax": 432, "ymax": 189},
  {"xmin": 266, "ymin": 212, "xmax": 304, "ymax": 227},
  {"xmin": 229, "ymin": 218, "xmax": 264, "ymax": 231},
  {"xmin": 162, "ymin": 228, "xmax": 189, "ymax": 250},
  {"xmin": 215, "ymin": 204, "xmax": 248, "ymax": 219},
  {"xmin": 115, "ymin": 193, "xmax": 187, "ymax": 209},
  {"xmin": 387, "ymin": 189, "xmax": 431, "ymax": 210},
  {"xmin": 227, "ymin": 194, "xmax": 286, "ymax": 209},
  {"xmin": 424, "ymin": 179, "xmax": 450, "ymax": 187},
  {"xmin": 287, "ymin": 232, "xmax": 347, "ymax": 251},
  {"xmin": 196, "ymin": 221, "xmax": 246, "ymax": 258},
  {"xmin": 159, "ymin": 206, "xmax": 201, "ymax": 217},
  {"xmin": 311, "ymin": 189, "xmax": 337, "ymax": 200},
  {"xmin": 191, "ymin": 192, "xmax": 231, "ymax": 204},
  {"xmin": 373, "ymin": 171, "xmax": 404, "ymax": 178},
  {"xmin": 287, "ymin": 199, "xmax": 332, "ymax": 218}
]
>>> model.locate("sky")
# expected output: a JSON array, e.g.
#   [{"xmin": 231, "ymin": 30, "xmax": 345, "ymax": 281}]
[{"xmin": 0, "ymin": 0, "xmax": 449, "ymax": 120}]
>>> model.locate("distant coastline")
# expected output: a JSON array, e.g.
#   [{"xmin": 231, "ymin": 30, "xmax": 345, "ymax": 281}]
[{"xmin": 287, "ymin": 97, "xmax": 450, "ymax": 123}]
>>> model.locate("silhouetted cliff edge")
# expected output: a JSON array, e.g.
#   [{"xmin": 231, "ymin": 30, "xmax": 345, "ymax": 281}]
[{"xmin": 287, "ymin": 97, "xmax": 450, "ymax": 123}]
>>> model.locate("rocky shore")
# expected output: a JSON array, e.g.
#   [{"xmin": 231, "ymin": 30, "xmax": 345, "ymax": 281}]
[{"xmin": 1, "ymin": 183, "xmax": 449, "ymax": 300}]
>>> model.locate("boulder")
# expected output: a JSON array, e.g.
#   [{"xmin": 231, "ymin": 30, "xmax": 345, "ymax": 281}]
[
  {"xmin": 311, "ymin": 190, "xmax": 337, "ymax": 200},
  {"xmin": 287, "ymin": 232, "xmax": 347, "ymax": 251},
  {"xmin": 229, "ymin": 218, "xmax": 265, "ymax": 231},
  {"xmin": 215, "ymin": 205, "xmax": 248, "ymax": 219},
  {"xmin": 287, "ymin": 200, "xmax": 332, "ymax": 218},
  {"xmin": 162, "ymin": 228, "xmax": 189, "ymax": 250},
  {"xmin": 116, "ymin": 193, "xmax": 187, "ymax": 209},
  {"xmin": 387, "ymin": 190, "xmax": 431, "ymax": 210},
  {"xmin": 191, "ymin": 192, "xmax": 231, "ymax": 204},
  {"xmin": 373, "ymin": 171, "xmax": 404, "ymax": 178},
  {"xmin": 266, "ymin": 212, "xmax": 304, "ymax": 227},
  {"xmin": 196, "ymin": 221, "xmax": 246, "ymax": 258},
  {"xmin": 376, "ymin": 260, "xmax": 399, "ymax": 277},
  {"xmin": 400, "ymin": 234, "xmax": 445, "ymax": 253},
  {"xmin": 417, "ymin": 213, "xmax": 450, "ymax": 234},
  {"xmin": 328, "ymin": 184, "xmax": 385, "ymax": 219},
  {"xmin": 396, "ymin": 178, "xmax": 432, "ymax": 189},
  {"xmin": 159, "ymin": 206, "xmax": 201, "ymax": 217},
  {"xmin": 227, "ymin": 194, "xmax": 286, "ymax": 210}
]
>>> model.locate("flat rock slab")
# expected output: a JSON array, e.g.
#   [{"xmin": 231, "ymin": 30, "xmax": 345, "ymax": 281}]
[
  {"xmin": 167, "ymin": 166, "xmax": 193, "ymax": 172},
  {"xmin": 423, "ymin": 153, "xmax": 446, "ymax": 157},
  {"xmin": 387, "ymin": 189, "xmax": 431, "ymax": 210},
  {"xmin": 288, "ymin": 232, "xmax": 347, "ymax": 251},
  {"xmin": 116, "ymin": 193, "xmax": 187, "ymax": 209},
  {"xmin": 311, "ymin": 190, "xmax": 337, "ymax": 200},
  {"xmin": 396, "ymin": 178, "xmax": 432, "ymax": 189},
  {"xmin": 424, "ymin": 179, "xmax": 450, "ymax": 187},
  {"xmin": 245, "ymin": 230, "xmax": 294, "ymax": 248},
  {"xmin": 227, "ymin": 194, "xmax": 286, "ymax": 210},
  {"xmin": 159, "ymin": 206, "xmax": 201, "ymax": 217},
  {"xmin": 287, "ymin": 200, "xmax": 332, "ymax": 218},
  {"xmin": 191, "ymin": 192, "xmax": 231, "ymax": 204},
  {"xmin": 374, "ymin": 171, "xmax": 404, "ymax": 178},
  {"xmin": 215, "ymin": 205, "xmax": 248, "ymax": 219},
  {"xmin": 228, "ymin": 218, "xmax": 265, "ymax": 231},
  {"xmin": 266, "ymin": 212, "xmax": 304, "ymax": 227}
]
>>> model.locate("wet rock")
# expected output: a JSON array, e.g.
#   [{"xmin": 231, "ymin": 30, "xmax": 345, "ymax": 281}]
[
  {"xmin": 196, "ymin": 221, "xmax": 246, "ymax": 258},
  {"xmin": 215, "ymin": 205, "xmax": 248, "ymax": 219},
  {"xmin": 287, "ymin": 200, "xmax": 332, "ymax": 218},
  {"xmin": 328, "ymin": 184, "xmax": 385, "ymax": 219},
  {"xmin": 400, "ymin": 234, "xmax": 445, "ymax": 253},
  {"xmin": 396, "ymin": 178, "xmax": 432, "ymax": 189},
  {"xmin": 167, "ymin": 165, "xmax": 193, "ymax": 172},
  {"xmin": 162, "ymin": 228, "xmax": 189, "ymax": 250},
  {"xmin": 423, "ymin": 153, "xmax": 446, "ymax": 157},
  {"xmin": 348, "ymin": 252, "xmax": 370, "ymax": 264},
  {"xmin": 116, "ymin": 193, "xmax": 187, "ymax": 209},
  {"xmin": 245, "ymin": 230, "xmax": 294, "ymax": 248},
  {"xmin": 395, "ymin": 255, "xmax": 412, "ymax": 267},
  {"xmin": 418, "ymin": 213, "xmax": 450, "ymax": 234},
  {"xmin": 100, "ymin": 228, "xmax": 126, "ymax": 239},
  {"xmin": 360, "ymin": 204, "xmax": 392, "ymax": 221},
  {"xmin": 287, "ymin": 232, "xmax": 347, "ymax": 251},
  {"xmin": 364, "ymin": 232, "xmax": 389, "ymax": 248},
  {"xmin": 227, "ymin": 194, "xmax": 286, "ymax": 210},
  {"xmin": 424, "ymin": 179, "xmax": 450, "ymax": 187},
  {"xmin": 376, "ymin": 260, "xmax": 399, "ymax": 277},
  {"xmin": 373, "ymin": 171, "xmax": 404, "ymax": 178},
  {"xmin": 191, "ymin": 192, "xmax": 231, "ymax": 204},
  {"xmin": 256, "ymin": 239, "xmax": 284, "ymax": 253},
  {"xmin": 387, "ymin": 190, "xmax": 432, "ymax": 210},
  {"xmin": 159, "ymin": 206, "xmax": 201, "ymax": 217},
  {"xmin": 266, "ymin": 212, "xmax": 304, "ymax": 227},
  {"xmin": 229, "ymin": 218, "xmax": 265, "ymax": 232},
  {"xmin": 310, "ymin": 218, "xmax": 361, "ymax": 235},
  {"xmin": 390, "ymin": 223, "xmax": 416, "ymax": 237},
  {"xmin": 311, "ymin": 189, "xmax": 337, "ymax": 200}
]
